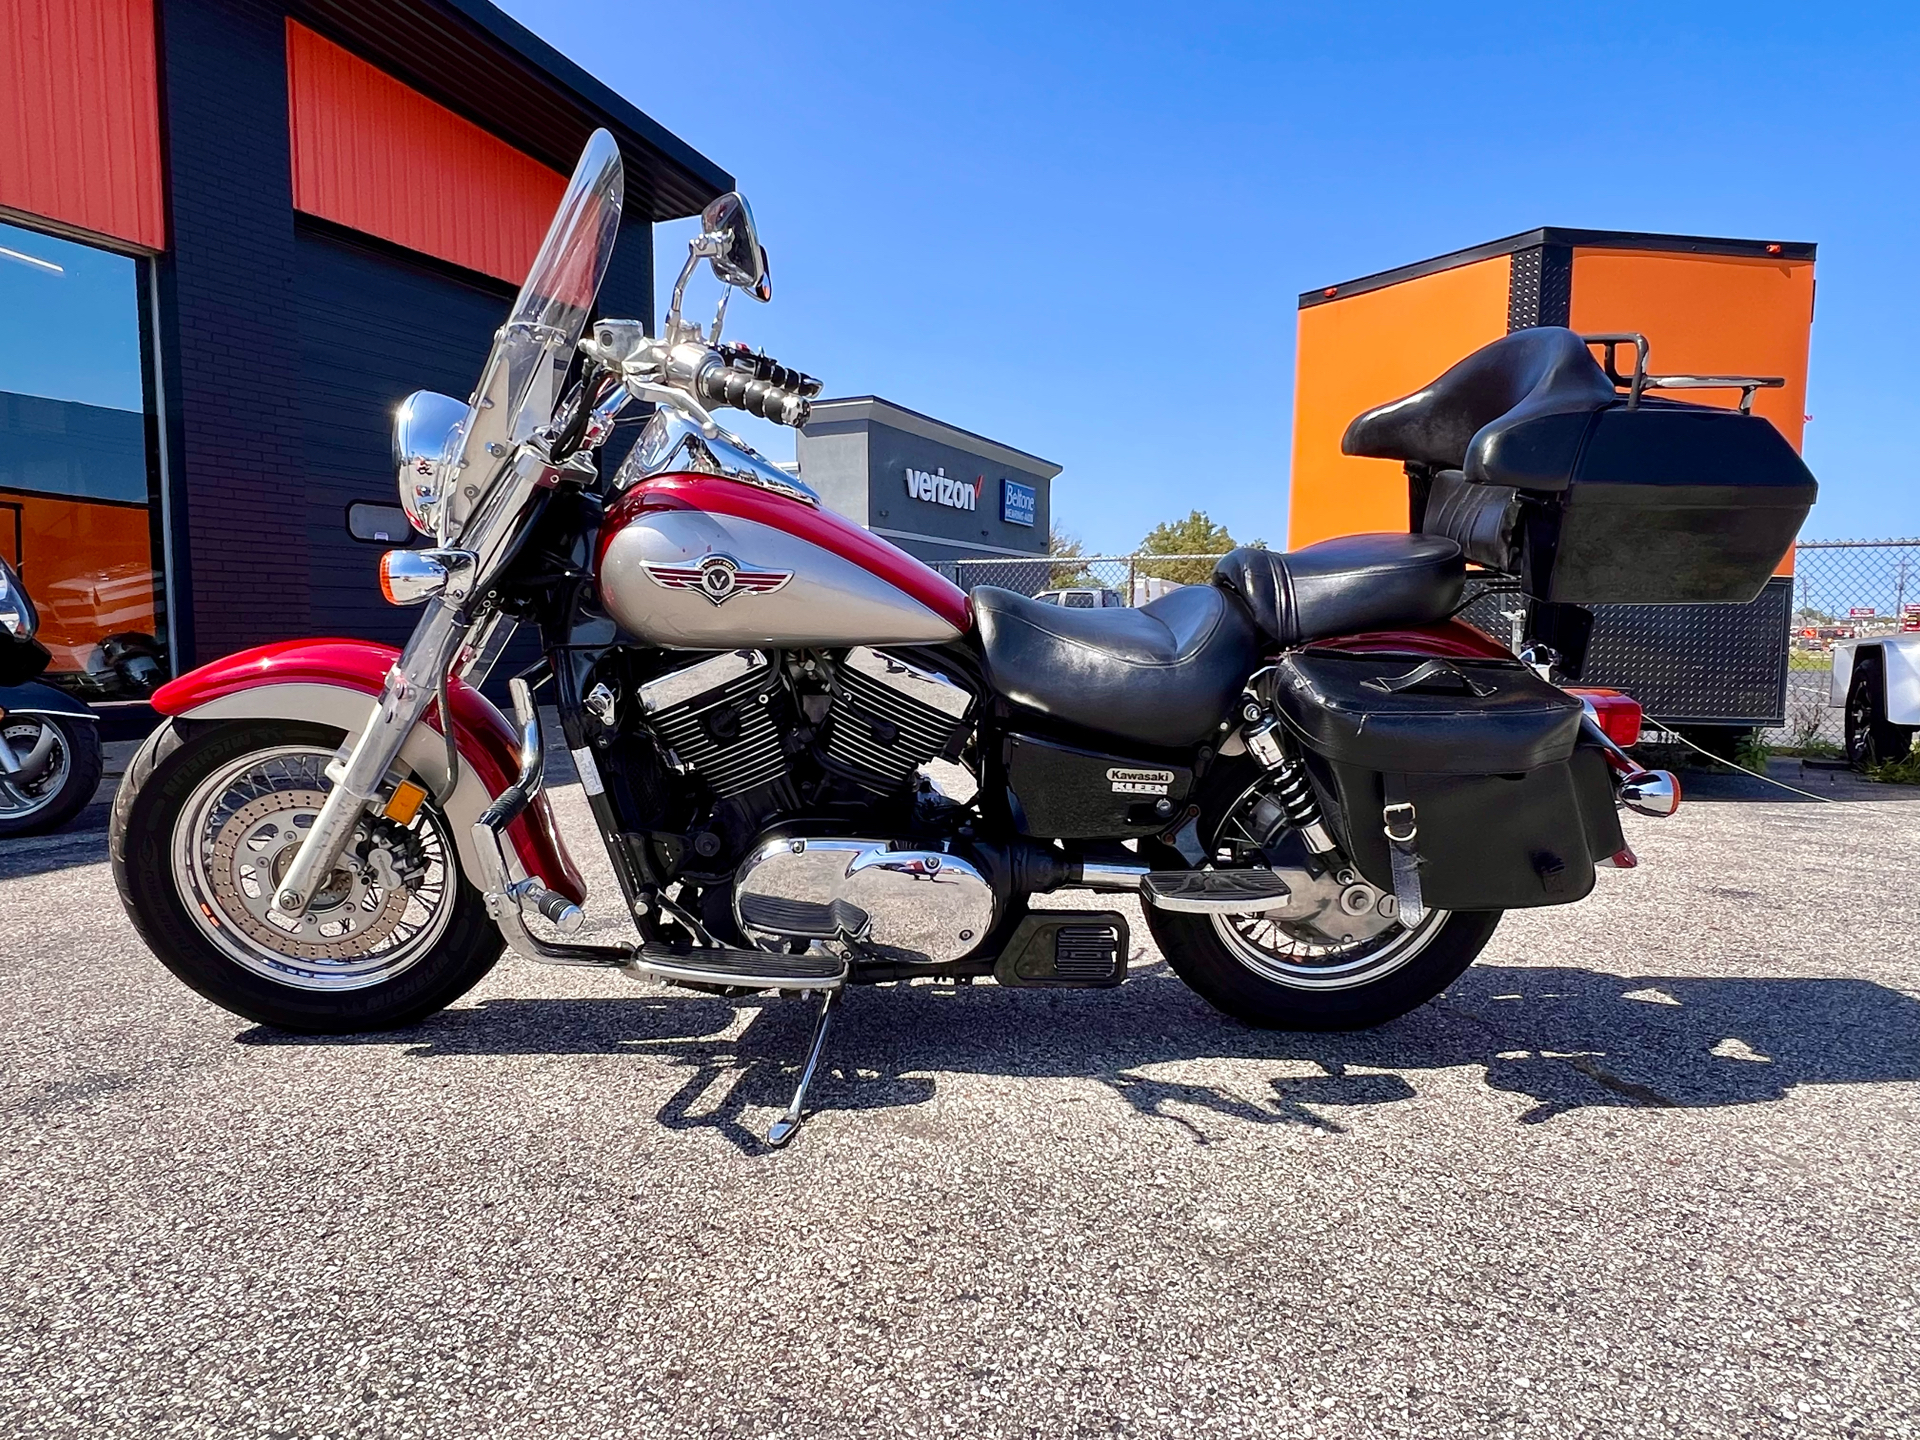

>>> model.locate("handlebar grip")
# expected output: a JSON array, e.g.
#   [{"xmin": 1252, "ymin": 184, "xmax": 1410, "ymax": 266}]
[{"xmin": 697, "ymin": 363, "xmax": 813, "ymax": 426}]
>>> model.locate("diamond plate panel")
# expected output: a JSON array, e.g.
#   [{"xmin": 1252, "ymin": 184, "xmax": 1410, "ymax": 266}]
[
  {"xmin": 1583, "ymin": 579, "xmax": 1792, "ymax": 725},
  {"xmin": 1457, "ymin": 579, "xmax": 1792, "ymax": 724}
]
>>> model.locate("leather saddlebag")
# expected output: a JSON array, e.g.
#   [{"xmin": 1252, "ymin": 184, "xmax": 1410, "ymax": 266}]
[{"xmin": 1262, "ymin": 652, "xmax": 1624, "ymax": 911}]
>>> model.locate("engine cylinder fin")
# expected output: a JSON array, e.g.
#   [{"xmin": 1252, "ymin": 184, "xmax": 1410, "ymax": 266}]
[
  {"xmin": 823, "ymin": 647, "xmax": 972, "ymax": 789},
  {"xmin": 642, "ymin": 659, "xmax": 787, "ymax": 797}
]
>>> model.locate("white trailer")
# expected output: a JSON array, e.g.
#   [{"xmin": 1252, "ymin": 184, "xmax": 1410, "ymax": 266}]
[{"xmin": 1830, "ymin": 636, "xmax": 1920, "ymax": 766}]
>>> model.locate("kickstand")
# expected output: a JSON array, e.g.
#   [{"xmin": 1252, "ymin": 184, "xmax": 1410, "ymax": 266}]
[{"xmin": 767, "ymin": 986, "xmax": 840, "ymax": 1149}]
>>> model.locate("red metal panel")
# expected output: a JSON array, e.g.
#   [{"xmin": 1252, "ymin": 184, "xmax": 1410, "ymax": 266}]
[
  {"xmin": 285, "ymin": 21, "xmax": 565, "ymax": 284},
  {"xmin": 0, "ymin": 0, "xmax": 165, "ymax": 250}
]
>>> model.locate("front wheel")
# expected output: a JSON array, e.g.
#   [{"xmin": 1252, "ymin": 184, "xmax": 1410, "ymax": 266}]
[
  {"xmin": 110, "ymin": 718, "xmax": 502, "ymax": 1033},
  {"xmin": 1147, "ymin": 903, "xmax": 1502, "ymax": 1031},
  {"xmin": 0, "ymin": 712, "xmax": 103, "ymax": 837}
]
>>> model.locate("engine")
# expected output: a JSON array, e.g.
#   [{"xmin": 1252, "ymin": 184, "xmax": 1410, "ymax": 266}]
[
  {"xmin": 819, "ymin": 647, "xmax": 973, "ymax": 789},
  {"xmin": 637, "ymin": 649, "xmax": 787, "ymax": 797},
  {"xmin": 629, "ymin": 645, "xmax": 988, "ymax": 959},
  {"xmin": 636, "ymin": 645, "xmax": 973, "ymax": 801}
]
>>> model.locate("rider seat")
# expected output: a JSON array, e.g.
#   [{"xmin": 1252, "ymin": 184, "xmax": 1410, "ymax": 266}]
[{"xmin": 970, "ymin": 534, "xmax": 1466, "ymax": 749}]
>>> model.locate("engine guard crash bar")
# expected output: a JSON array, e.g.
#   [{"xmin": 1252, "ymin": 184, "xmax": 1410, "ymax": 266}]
[{"xmin": 468, "ymin": 677, "xmax": 855, "ymax": 989}]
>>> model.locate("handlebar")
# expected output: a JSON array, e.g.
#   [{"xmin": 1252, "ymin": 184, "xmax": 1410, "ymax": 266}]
[{"xmin": 695, "ymin": 344, "xmax": 821, "ymax": 427}]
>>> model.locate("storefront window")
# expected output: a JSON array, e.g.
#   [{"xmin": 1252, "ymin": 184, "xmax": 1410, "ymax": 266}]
[{"xmin": 0, "ymin": 220, "xmax": 166, "ymax": 701}]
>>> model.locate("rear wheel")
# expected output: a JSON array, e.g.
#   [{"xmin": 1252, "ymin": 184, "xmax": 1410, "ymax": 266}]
[
  {"xmin": 1147, "ymin": 760, "xmax": 1501, "ymax": 1030},
  {"xmin": 1148, "ymin": 903, "xmax": 1500, "ymax": 1031},
  {"xmin": 1845, "ymin": 653, "xmax": 1915, "ymax": 770},
  {"xmin": 111, "ymin": 719, "xmax": 501, "ymax": 1033}
]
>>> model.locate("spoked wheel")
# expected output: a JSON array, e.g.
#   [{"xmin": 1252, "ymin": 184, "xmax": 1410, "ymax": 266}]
[
  {"xmin": 1211, "ymin": 905, "xmax": 1457, "ymax": 991},
  {"xmin": 111, "ymin": 719, "xmax": 501, "ymax": 1032},
  {"xmin": 0, "ymin": 714, "xmax": 102, "ymax": 837},
  {"xmin": 1145, "ymin": 764, "xmax": 1501, "ymax": 1031}
]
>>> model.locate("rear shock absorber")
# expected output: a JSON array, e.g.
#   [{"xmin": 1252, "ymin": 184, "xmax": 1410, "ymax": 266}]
[
  {"xmin": 1268, "ymin": 756, "xmax": 1339, "ymax": 855},
  {"xmin": 1240, "ymin": 695, "xmax": 1339, "ymax": 855}
]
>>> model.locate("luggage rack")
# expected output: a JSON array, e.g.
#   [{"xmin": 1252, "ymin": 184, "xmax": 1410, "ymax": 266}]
[{"xmin": 1583, "ymin": 332, "xmax": 1785, "ymax": 415}]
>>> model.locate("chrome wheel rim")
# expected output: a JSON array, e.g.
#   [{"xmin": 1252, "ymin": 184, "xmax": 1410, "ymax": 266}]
[
  {"xmin": 170, "ymin": 746, "xmax": 455, "ymax": 991},
  {"xmin": 1207, "ymin": 770, "xmax": 1451, "ymax": 992},
  {"xmin": 1212, "ymin": 905, "xmax": 1451, "ymax": 991},
  {"xmin": 0, "ymin": 720, "xmax": 72, "ymax": 819}
]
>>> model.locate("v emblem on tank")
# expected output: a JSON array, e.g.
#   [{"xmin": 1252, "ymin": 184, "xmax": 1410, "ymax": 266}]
[{"xmin": 642, "ymin": 554, "xmax": 793, "ymax": 606}]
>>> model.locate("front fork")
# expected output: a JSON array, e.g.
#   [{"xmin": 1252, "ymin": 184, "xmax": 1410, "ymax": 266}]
[{"xmin": 272, "ymin": 598, "xmax": 469, "ymax": 915}]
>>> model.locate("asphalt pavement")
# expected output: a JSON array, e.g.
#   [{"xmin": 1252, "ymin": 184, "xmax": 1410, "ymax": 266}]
[{"xmin": 2, "ymin": 754, "xmax": 1917, "ymax": 1438}]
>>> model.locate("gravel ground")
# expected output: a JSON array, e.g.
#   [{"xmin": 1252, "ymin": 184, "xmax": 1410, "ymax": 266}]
[{"xmin": 1, "ymin": 755, "xmax": 1917, "ymax": 1439}]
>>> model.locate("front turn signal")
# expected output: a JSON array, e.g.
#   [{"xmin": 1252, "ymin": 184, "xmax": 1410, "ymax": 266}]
[{"xmin": 379, "ymin": 549, "xmax": 451, "ymax": 606}]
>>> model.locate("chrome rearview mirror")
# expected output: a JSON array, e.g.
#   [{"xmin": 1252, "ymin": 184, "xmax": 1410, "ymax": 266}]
[
  {"xmin": 697, "ymin": 191, "xmax": 771, "ymax": 300},
  {"xmin": 665, "ymin": 190, "xmax": 772, "ymax": 339},
  {"xmin": 393, "ymin": 389, "xmax": 468, "ymax": 538}
]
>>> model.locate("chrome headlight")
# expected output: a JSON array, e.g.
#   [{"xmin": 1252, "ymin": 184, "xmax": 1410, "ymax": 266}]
[
  {"xmin": 393, "ymin": 390, "xmax": 469, "ymax": 537},
  {"xmin": 0, "ymin": 559, "xmax": 38, "ymax": 640}
]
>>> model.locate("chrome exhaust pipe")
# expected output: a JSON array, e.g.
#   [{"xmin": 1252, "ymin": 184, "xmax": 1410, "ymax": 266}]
[{"xmin": 1619, "ymin": 769, "xmax": 1681, "ymax": 817}]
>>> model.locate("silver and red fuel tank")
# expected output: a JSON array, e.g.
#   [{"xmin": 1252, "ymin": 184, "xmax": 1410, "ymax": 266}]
[{"xmin": 597, "ymin": 474, "xmax": 971, "ymax": 648}]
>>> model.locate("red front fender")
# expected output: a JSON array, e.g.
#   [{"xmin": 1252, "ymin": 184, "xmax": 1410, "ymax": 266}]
[{"xmin": 153, "ymin": 639, "xmax": 585, "ymax": 904}]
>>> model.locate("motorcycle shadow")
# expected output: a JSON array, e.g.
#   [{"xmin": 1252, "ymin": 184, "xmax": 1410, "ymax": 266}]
[{"xmin": 241, "ymin": 959, "xmax": 1920, "ymax": 1152}]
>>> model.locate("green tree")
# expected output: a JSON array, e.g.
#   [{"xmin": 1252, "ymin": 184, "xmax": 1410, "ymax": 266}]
[
  {"xmin": 1137, "ymin": 510, "xmax": 1239, "ymax": 585},
  {"xmin": 1048, "ymin": 525, "xmax": 1093, "ymax": 588}
]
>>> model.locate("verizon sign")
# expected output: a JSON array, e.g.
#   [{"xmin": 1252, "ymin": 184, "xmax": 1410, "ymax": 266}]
[{"xmin": 905, "ymin": 466, "xmax": 982, "ymax": 512}]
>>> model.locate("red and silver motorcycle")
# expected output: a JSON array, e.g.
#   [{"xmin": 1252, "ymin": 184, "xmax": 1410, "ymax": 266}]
[{"xmin": 112, "ymin": 133, "xmax": 1813, "ymax": 1144}]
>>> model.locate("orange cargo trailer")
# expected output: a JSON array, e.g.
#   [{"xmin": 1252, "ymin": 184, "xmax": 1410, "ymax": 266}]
[{"xmin": 1289, "ymin": 228, "xmax": 1816, "ymax": 742}]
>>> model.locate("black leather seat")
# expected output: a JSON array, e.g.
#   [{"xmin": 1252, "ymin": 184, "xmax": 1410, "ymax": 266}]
[
  {"xmin": 972, "ymin": 583, "xmax": 1259, "ymax": 749},
  {"xmin": 1211, "ymin": 534, "xmax": 1465, "ymax": 646},
  {"xmin": 1342, "ymin": 326, "xmax": 1617, "ymax": 489},
  {"xmin": 972, "ymin": 534, "xmax": 1466, "ymax": 749}
]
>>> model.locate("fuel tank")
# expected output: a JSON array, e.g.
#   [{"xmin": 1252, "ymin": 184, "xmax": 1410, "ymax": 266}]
[{"xmin": 598, "ymin": 474, "xmax": 971, "ymax": 648}]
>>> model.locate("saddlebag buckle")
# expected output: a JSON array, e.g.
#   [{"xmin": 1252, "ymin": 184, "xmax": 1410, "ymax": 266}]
[{"xmin": 1380, "ymin": 787, "xmax": 1425, "ymax": 927}]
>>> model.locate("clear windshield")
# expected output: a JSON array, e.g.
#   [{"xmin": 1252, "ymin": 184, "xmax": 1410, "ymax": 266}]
[{"xmin": 440, "ymin": 129, "xmax": 625, "ymax": 538}]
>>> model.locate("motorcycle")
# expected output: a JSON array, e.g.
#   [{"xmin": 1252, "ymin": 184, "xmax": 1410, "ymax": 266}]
[
  {"xmin": 111, "ymin": 133, "xmax": 1814, "ymax": 1144},
  {"xmin": 0, "ymin": 557, "xmax": 104, "ymax": 838}
]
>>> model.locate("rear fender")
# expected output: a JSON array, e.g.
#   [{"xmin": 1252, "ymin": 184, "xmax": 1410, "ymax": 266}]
[
  {"xmin": 1306, "ymin": 618, "xmax": 1514, "ymax": 661},
  {"xmin": 151, "ymin": 640, "xmax": 586, "ymax": 903}
]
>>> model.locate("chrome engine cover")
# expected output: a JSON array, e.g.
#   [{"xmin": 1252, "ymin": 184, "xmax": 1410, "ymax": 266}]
[{"xmin": 734, "ymin": 837, "xmax": 995, "ymax": 965}]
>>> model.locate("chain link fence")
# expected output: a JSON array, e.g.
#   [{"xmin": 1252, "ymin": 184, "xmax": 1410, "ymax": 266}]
[
  {"xmin": 1777, "ymin": 539, "xmax": 1920, "ymax": 748},
  {"xmin": 937, "ymin": 540, "xmax": 1920, "ymax": 750},
  {"xmin": 933, "ymin": 553, "xmax": 1231, "ymax": 606}
]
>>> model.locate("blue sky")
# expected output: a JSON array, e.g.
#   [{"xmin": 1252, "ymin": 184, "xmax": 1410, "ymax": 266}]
[
  {"xmin": 527, "ymin": 0, "xmax": 1920, "ymax": 549},
  {"xmin": 10, "ymin": 4, "xmax": 1911, "ymax": 550}
]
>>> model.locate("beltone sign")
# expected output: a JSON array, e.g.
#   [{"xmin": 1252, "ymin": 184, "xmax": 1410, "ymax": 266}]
[
  {"xmin": 905, "ymin": 466, "xmax": 982, "ymax": 512},
  {"xmin": 1002, "ymin": 478, "xmax": 1036, "ymax": 527}
]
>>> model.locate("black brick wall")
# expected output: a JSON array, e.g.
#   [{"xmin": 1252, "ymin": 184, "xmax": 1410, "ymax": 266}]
[
  {"xmin": 150, "ymin": 0, "xmax": 658, "ymax": 669},
  {"xmin": 293, "ymin": 223, "xmax": 513, "ymax": 650},
  {"xmin": 153, "ymin": 0, "xmax": 312, "ymax": 666}
]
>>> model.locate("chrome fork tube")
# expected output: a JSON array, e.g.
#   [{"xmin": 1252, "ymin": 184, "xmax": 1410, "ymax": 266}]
[{"xmin": 273, "ymin": 597, "xmax": 470, "ymax": 915}]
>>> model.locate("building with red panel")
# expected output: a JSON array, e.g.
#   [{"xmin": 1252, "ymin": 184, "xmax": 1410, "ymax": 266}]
[{"xmin": 0, "ymin": 0, "xmax": 729, "ymax": 731}]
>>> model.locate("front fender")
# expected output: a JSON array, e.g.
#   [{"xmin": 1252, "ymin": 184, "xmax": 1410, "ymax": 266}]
[{"xmin": 152, "ymin": 640, "xmax": 585, "ymax": 903}]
